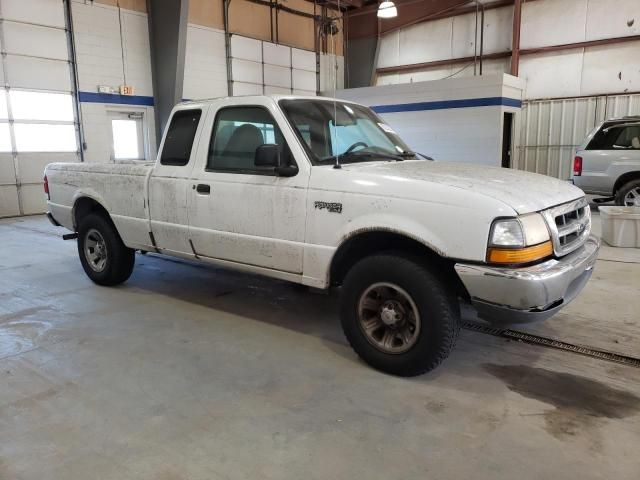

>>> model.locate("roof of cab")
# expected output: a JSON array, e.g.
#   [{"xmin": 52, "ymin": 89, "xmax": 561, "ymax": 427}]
[{"xmin": 178, "ymin": 94, "xmax": 358, "ymax": 107}]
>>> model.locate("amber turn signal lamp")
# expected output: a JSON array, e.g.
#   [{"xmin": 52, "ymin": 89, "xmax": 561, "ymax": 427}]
[{"xmin": 487, "ymin": 240, "xmax": 553, "ymax": 265}]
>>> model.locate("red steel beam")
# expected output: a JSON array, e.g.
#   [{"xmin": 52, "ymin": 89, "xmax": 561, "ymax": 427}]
[
  {"xmin": 377, "ymin": 51, "xmax": 511, "ymax": 74},
  {"xmin": 520, "ymin": 34, "xmax": 640, "ymax": 55}
]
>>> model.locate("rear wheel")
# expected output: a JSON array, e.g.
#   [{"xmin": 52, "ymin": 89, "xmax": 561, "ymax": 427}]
[
  {"xmin": 340, "ymin": 253, "xmax": 460, "ymax": 376},
  {"xmin": 77, "ymin": 213, "xmax": 135, "ymax": 286},
  {"xmin": 615, "ymin": 179, "xmax": 640, "ymax": 206}
]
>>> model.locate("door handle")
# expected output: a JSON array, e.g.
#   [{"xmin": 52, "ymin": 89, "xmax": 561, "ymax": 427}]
[{"xmin": 195, "ymin": 184, "xmax": 210, "ymax": 195}]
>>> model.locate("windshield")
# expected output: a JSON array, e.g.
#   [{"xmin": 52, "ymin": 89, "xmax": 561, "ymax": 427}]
[{"xmin": 279, "ymin": 99, "xmax": 415, "ymax": 165}]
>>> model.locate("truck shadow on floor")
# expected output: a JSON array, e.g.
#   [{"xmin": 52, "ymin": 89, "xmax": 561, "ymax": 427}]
[{"xmin": 125, "ymin": 252, "xmax": 549, "ymax": 381}]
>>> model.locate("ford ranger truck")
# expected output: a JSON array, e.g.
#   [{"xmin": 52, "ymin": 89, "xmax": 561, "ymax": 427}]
[{"xmin": 44, "ymin": 95, "xmax": 600, "ymax": 376}]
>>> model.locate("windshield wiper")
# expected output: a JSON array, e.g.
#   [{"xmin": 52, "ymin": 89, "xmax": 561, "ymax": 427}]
[
  {"xmin": 322, "ymin": 150, "xmax": 405, "ymax": 163},
  {"xmin": 398, "ymin": 150, "xmax": 434, "ymax": 161}
]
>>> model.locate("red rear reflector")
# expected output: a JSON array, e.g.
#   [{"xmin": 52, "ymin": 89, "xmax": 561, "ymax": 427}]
[
  {"xmin": 573, "ymin": 156, "xmax": 583, "ymax": 176},
  {"xmin": 44, "ymin": 175, "xmax": 50, "ymax": 199}
]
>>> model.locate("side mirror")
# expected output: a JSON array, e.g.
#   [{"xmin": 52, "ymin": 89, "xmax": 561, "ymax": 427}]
[{"xmin": 254, "ymin": 144, "xmax": 281, "ymax": 168}]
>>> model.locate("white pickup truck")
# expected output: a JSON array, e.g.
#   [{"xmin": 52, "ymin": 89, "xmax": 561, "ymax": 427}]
[{"xmin": 45, "ymin": 95, "xmax": 600, "ymax": 376}]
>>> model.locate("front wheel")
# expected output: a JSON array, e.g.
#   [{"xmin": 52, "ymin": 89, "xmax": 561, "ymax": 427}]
[
  {"xmin": 340, "ymin": 254, "xmax": 460, "ymax": 376},
  {"xmin": 77, "ymin": 213, "xmax": 135, "ymax": 286},
  {"xmin": 615, "ymin": 179, "xmax": 640, "ymax": 206}
]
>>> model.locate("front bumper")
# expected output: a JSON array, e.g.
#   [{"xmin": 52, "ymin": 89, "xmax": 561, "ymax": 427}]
[{"xmin": 454, "ymin": 235, "xmax": 600, "ymax": 324}]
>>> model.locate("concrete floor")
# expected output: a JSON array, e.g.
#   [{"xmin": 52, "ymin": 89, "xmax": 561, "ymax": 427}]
[{"xmin": 1, "ymin": 214, "xmax": 639, "ymax": 480}]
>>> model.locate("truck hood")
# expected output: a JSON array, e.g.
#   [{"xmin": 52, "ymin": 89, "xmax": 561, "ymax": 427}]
[{"xmin": 340, "ymin": 160, "xmax": 584, "ymax": 214}]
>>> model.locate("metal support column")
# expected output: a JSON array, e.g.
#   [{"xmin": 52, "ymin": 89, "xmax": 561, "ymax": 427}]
[{"xmin": 147, "ymin": 0, "xmax": 189, "ymax": 143}]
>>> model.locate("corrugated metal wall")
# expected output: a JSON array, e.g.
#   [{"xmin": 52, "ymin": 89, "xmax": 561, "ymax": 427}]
[{"xmin": 513, "ymin": 93, "xmax": 640, "ymax": 180}]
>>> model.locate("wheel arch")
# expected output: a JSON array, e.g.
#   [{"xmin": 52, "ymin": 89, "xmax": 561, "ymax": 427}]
[
  {"xmin": 613, "ymin": 171, "xmax": 640, "ymax": 194},
  {"xmin": 72, "ymin": 196, "xmax": 111, "ymax": 231},
  {"xmin": 329, "ymin": 228, "xmax": 469, "ymax": 299}
]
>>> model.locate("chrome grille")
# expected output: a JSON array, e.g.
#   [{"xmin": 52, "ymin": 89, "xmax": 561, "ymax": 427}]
[{"xmin": 542, "ymin": 198, "xmax": 591, "ymax": 257}]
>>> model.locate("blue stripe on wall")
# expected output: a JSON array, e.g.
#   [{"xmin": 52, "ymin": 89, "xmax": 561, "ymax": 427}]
[
  {"xmin": 79, "ymin": 91, "xmax": 155, "ymax": 106},
  {"xmin": 371, "ymin": 96, "xmax": 522, "ymax": 114}
]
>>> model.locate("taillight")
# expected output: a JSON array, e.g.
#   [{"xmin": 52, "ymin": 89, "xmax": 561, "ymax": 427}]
[
  {"xmin": 573, "ymin": 156, "xmax": 583, "ymax": 176},
  {"xmin": 44, "ymin": 175, "xmax": 50, "ymax": 199}
]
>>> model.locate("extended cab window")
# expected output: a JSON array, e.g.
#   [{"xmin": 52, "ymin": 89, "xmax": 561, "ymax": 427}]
[
  {"xmin": 160, "ymin": 109, "xmax": 202, "ymax": 166},
  {"xmin": 207, "ymin": 107, "xmax": 292, "ymax": 173},
  {"xmin": 588, "ymin": 124, "xmax": 640, "ymax": 150}
]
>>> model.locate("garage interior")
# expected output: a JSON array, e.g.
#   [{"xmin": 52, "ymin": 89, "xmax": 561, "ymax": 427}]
[{"xmin": 1, "ymin": 0, "xmax": 640, "ymax": 478}]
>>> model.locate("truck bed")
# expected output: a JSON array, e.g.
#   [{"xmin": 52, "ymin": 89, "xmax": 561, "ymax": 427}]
[{"xmin": 46, "ymin": 162, "xmax": 154, "ymax": 247}]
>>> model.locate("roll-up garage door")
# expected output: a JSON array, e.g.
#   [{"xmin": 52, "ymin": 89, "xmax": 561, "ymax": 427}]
[{"xmin": 0, "ymin": 0, "xmax": 79, "ymax": 217}]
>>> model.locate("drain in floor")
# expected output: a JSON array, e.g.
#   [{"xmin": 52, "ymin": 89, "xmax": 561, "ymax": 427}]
[{"xmin": 462, "ymin": 320, "xmax": 640, "ymax": 368}]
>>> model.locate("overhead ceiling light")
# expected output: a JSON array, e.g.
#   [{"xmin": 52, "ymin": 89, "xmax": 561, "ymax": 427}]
[{"xmin": 377, "ymin": 0, "xmax": 398, "ymax": 19}]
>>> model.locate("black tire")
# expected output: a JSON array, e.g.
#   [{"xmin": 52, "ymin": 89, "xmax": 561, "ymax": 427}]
[
  {"xmin": 340, "ymin": 253, "xmax": 460, "ymax": 377},
  {"xmin": 615, "ymin": 179, "xmax": 640, "ymax": 206},
  {"xmin": 77, "ymin": 213, "xmax": 135, "ymax": 286}
]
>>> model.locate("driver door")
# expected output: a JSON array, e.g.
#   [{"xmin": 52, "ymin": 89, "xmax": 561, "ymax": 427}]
[{"xmin": 188, "ymin": 101, "xmax": 309, "ymax": 274}]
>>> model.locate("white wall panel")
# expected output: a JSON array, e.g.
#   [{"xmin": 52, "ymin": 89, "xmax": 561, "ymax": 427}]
[
  {"xmin": 17, "ymin": 153, "xmax": 78, "ymax": 184},
  {"xmin": 603, "ymin": 94, "xmax": 640, "ymax": 119},
  {"xmin": 452, "ymin": 7, "xmax": 513, "ymax": 58},
  {"xmin": 293, "ymin": 89, "xmax": 316, "ymax": 97},
  {"xmin": 514, "ymin": 97, "xmax": 597, "ymax": 178},
  {"xmin": 377, "ymin": 30, "xmax": 400, "ymax": 69},
  {"xmin": 4, "ymin": 55, "xmax": 71, "ymax": 91},
  {"xmin": 398, "ymin": 17, "xmax": 453, "ymax": 66},
  {"xmin": 183, "ymin": 25, "xmax": 227, "ymax": 100},
  {"xmin": 520, "ymin": 50, "xmax": 584, "ymax": 99},
  {"xmin": 396, "ymin": 66, "xmax": 453, "ymax": 84},
  {"xmin": 232, "ymin": 82, "xmax": 263, "ymax": 96},
  {"xmin": 2, "ymin": 22, "xmax": 69, "ymax": 60},
  {"xmin": 121, "ymin": 11, "xmax": 153, "ymax": 96},
  {"xmin": 231, "ymin": 58, "xmax": 263, "ymax": 85},
  {"xmin": 264, "ymin": 85, "xmax": 291, "ymax": 95},
  {"xmin": 18, "ymin": 184, "xmax": 47, "ymax": 215},
  {"xmin": 521, "ymin": 0, "xmax": 587, "ymax": 49},
  {"xmin": 230, "ymin": 35, "xmax": 262, "ymax": 62},
  {"xmin": 264, "ymin": 64, "xmax": 291, "ymax": 89},
  {"xmin": 1, "ymin": 0, "xmax": 65, "ymax": 28},
  {"xmin": 292, "ymin": 48, "xmax": 316, "ymax": 72},
  {"xmin": 293, "ymin": 68, "xmax": 316, "ymax": 92},
  {"xmin": 320, "ymin": 54, "xmax": 344, "ymax": 93},
  {"xmin": 0, "ymin": 154, "xmax": 15, "ymax": 185},
  {"xmin": 376, "ymin": 73, "xmax": 399, "ymax": 86},
  {"xmin": 263, "ymin": 43, "xmax": 291, "ymax": 67},
  {"xmin": 72, "ymin": 2, "xmax": 124, "ymax": 90},
  {"xmin": 581, "ymin": 41, "xmax": 640, "ymax": 96},
  {"xmin": 0, "ymin": 185, "xmax": 20, "ymax": 217},
  {"xmin": 585, "ymin": 0, "xmax": 640, "ymax": 41},
  {"xmin": 392, "ymin": 58, "xmax": 509, "ymax": 85}
]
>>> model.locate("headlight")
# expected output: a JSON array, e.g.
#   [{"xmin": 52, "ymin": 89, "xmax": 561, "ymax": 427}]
[
  {"xmin": 489, "ymin": 219, "xmax": 525, "ymax": 247},
  {"xmin": 487, "ymin": 214, "xmax": 552, "ymax": 265}
]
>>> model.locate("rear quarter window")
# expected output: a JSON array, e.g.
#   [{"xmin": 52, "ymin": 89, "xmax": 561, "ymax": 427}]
[
  {"xmin": 160, "ymin": 109, "xmax": 202, "ymax": 166},
  {"xmin": 587, "ymin": 124, "xmax": 640, "ymax": 150}
]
